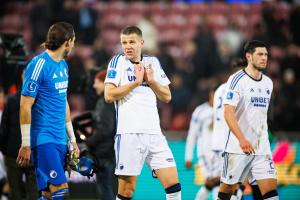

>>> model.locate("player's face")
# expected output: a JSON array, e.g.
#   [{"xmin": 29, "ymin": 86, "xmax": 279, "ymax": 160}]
[
  {"xmin": 93, "ymin": 78, "xmax": 105, "ymax": 95},
  {"xmin": 120, "ymin": 33, "xmax": 144, "ymax": 61},
  {"xmin": 63, "ymin": 36, "xmax": 76, "ymax": 58},
  {"xmin": 249, "ymin": 47, "xmax": 268, "ymax": 71}
]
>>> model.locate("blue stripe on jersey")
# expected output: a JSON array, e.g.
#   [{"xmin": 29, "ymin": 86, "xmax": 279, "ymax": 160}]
[
  {"xmin": 224, "ymin": 130, "xmax": 231, "ymax": 152},
  {"xmin": 110, "ymin": 54, "xmax": 121, "ymax": 69},
  {"xmin": 31, "ymin": 58, "xmax": 45, "ymax": 81},
  {"xmin": 229, "ymin": 71, "xmax": 244, "ymax": 89},
  {"xmin": 231, "ymin": 73, "xmax": 246, "ymax": 90},
  {"xmin": 115, "ymin": 134, "xmax": 121, "ymax": 169},
  {"xmin": 109, "ymin": 56, "xmax": 117, "ymax": 69}
]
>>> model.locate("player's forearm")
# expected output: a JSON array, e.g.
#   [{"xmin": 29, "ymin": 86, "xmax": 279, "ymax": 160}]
[
  {"xmin": 66, "ymin": 101, "xmax": 71, "ymax": 123},
  {"xmin": 20, "ymin": 96, "xmax": 33, "ymax": 125},
  {"xmin": 104, "ymin": 82, "xmax": 139, "ymax": 103},
  {"xmin": 148, "ymin": 81, "xmax": 171, "ymax": 103},
  {"xmin": 20, "ymin": 95, "xmax": 34, "ymax": 146},
  {"xmin": 224, "ymin": 105, "xmax": 246, "ymax": 141}
]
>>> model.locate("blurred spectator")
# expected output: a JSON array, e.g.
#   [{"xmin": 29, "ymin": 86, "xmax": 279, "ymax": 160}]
[
  {"xmin": 137, "ymin": 14, "xmax": 158, "ymax": 54},
  {"xmin": 92, "ymin": 35, "xmax": 110, "ymax": 68},
  {"xmin": 277, "ymin": 69, "xmax": 300, "ymax": 131},
  {"xmin": 169, "ymin": 73, "xmax": 192, "ymax": 130},
  {"xmin": 157, "ymin": 42, "xmax": 175, "ymax": 77},
  {"xmin": 192, "ymin": 20, "xmax": 223, "ymax": 78},
  {"xmin": 0, "ymin": 76, "xmax": 38, "ymax": 200},
  {"xmin": 0, "ymin": 88, "xmax": 4, "ymax": 121},
  {"xmin": 262, "ymin": 2, "xmax": 288, "ymax": 47},
  {"xmin": 0, "ymin": 152, "xmax": 8, "ymax": 200},
  {"xmin": 289, "ymin": 4, "xmax": 300, "ymax": 45},
  {"xmin": 58, "ymin": 0, "xmax": 78, "ymax": 34},
  {"xmin": 77, "ymin": 0, "xmax": 97, "ymax": 45},
  {"xmin": 29, "ymin": 0, "xmax": 50, "ymax": 50},
  {"xmin": 73, "ymin": 70, "xmax": 117, "ymax": 200}
]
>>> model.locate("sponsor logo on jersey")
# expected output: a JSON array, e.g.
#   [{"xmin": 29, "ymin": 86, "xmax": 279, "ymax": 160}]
[
  {"xmin": 226, "ymin": 91, "xmax": 233, "ymax": 100},
  {"xmin": 28, "ymin": 81, "xmax": 37, "ymax": 92},
  {"xmin": 251, "ymin": 96, "xmax": 270, "ymax": 107},
  {"xmin": 166, "ymin": 158, "xmax": 174, "ymax": 162},
  {"xmin": 128, "ymin": 75, "xmax": 136, "ymax": 82},
  {"xmin": 161, "ymin": 73, "xmax": 166, "ymax": 78},
  {"xmin": 250, "ymin": 88, "xmax": 254, "ymax": 92},
  {"xmin": 53, "ymin": 73, "xmax": 58, "ymax": 79},
  {"xmin": 108, "ymin": 70, "xmax": 117, "ymax": 78},
  {"xmin": 55, "ymin": 81, "xmax": 68, "ymax": 93}
]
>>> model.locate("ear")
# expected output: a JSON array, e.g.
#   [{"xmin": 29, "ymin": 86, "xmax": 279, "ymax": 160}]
[
  {"xmin": 245, "ymin": 52, "xmax": 251, "ymax": 61},
  {"xmin": 141, "ymin": 39, "xmax": 144, "ymax": 47},
  {"xmin": 65, "ymin": 37, "xmax": 74, "ymax": 48}
]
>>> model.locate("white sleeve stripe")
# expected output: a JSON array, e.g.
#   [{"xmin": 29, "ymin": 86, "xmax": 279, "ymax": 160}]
[
  {"xmin": 31, "ymin": 58, "xmax": 43, "ymax": 79},
  {"xmin": 32, "ymin": 59, "xmax": 45, "ymax": 81}
]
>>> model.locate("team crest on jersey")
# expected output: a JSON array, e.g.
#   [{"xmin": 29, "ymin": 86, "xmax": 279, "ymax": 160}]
[
  {"xmin": 119, "ymin": 163, "xmax": 124, "ymax": 170},
  {"xmin": 27, "ymin": 81, "xmax": 37, "ymax": 92},
  {"xmin": 226, "ymin": 91, "xmax": 233, "ymax": 100},
  {"xmin": 50, "ymin": 170, "xmax": 57, "ymax": 178},
  {"xmin": 108, "ymin": 70, "xmax": 117, "ymax": 78},
  {"xmin": 266, "ymin": 88, "xmax": 270, "ymax": 95}
]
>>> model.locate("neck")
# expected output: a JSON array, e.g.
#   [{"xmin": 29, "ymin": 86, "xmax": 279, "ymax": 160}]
[
  {"xmin": 245, "ymin": 65, "xmax": 262, "ymax": 80},
  {"xmin": 47, "ymin": 49, "xmax": 64, "ymax": 62}
]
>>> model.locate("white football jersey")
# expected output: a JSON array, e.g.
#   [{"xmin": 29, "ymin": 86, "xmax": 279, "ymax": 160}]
[
  {"xmin": 104, "ymin": 54, "xmax": 170, "ymax": 135},
  {"xmin": 223, "ymin": 69, "xmax": 273, "ymax": 155},
  {"xmin": 211, "ymin": 83, "xmax": 228, "ymax": 152},
  {"xmin": 185, "ymin": 102, "xmax": 213, "ymax": 161}
]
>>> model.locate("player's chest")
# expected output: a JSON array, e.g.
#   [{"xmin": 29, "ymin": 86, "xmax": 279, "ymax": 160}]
[
  {"xmin": 242, "ymin": 81, "xmax": 271, "ymax": 108},
  {"xmin": 44, "ymin": 65, "xmax": 68, "ymax": 94}
]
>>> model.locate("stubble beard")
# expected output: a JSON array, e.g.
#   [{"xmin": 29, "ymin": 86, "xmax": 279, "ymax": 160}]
[{"xmin": 63, "ymin": 49, "xmax": 69, "ymax": 59}]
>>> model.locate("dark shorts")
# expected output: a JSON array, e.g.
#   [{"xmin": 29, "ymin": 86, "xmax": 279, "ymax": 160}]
[{"xmin": 31, "ymin": 143, "xmax": 68, "ymax": 191}]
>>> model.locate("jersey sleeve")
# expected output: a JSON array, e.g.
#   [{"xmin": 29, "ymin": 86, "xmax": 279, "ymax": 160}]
[
  {"xmin": 152, "ymin": 57, "xmax": 170, "ymax": 86},
  {"xmin": 223, "ymin": 74, "xmax": 243, "ymax": 107},
  {"xmin": 104, "ymin": 55, "xmax": 122, "ymax": 87},
  {"xmin": 185, "ymin": 107, "xmax": 201, "ymax": 161},
  {"xmin": 21, "ymin": 57, "xmax": 46, "ymax": 98}
]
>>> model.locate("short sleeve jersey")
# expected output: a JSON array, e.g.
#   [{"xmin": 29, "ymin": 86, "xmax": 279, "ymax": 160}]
[
  {"xmin": 211, "ymin": 83, "xmax": 228, "ymax": 152},
  {"xmin": 21, "ymin": 51, "xmax": 68, "ymax": 147},
  {"xmin": 185, "ymin": 102, "xmax": 213, "ymax": 161},
  {"xmin": 104, "ymin": 54, "xmax": 170, "ymax": 135},
  {"xmin": 223, "ymin": 69, "xmax": 273, "ymax": 155}
]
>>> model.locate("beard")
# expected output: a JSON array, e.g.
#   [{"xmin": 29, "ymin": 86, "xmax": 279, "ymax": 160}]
[
  {"xmin": 63, "ymin": 49, "xmax": 70, "ymax": 59},
  {"xmin": 253, "ymin": 63, "xmax": 265, "ymax": 72}
]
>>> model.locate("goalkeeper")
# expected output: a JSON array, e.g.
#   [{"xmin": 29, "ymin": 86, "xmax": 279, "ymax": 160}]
[{"xmin": 16, "ymin": 22, "xmax": 79, "ymax": 200}]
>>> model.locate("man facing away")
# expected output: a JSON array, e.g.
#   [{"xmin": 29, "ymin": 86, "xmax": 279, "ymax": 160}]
[
  {"xmin": 185, "ymin": 87, "xmax": 220, "ymax": 200},
  {"xmin": 16, "ymin": 22, "xmax": 80, "ymax": 200},
  {"xmin": 104, "ymin": 26, "xmax": 181, "ymax": 200},
  {"xmin": 217, "ymin": 40, "xmax": 278, "ymax": 200}
]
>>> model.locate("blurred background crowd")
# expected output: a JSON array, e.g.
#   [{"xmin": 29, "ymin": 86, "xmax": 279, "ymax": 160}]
[{"xmin": 0, "ymin": 0, "xmax": 300, "ymax": 133}]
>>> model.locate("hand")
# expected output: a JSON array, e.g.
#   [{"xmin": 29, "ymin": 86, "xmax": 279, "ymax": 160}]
[
  {"xmin": 133, "ymin": 63, "xmax": 145, "ymax": 85},
  {"xmin": 16, "ymin": 146, "xmax": 31, "ymax": 167},
  {"xmin": 185, "ymin": 161, "xmax": 193, "ymax": 169},
  {"xmin": 72, "ymin": 142, "xmax": 80, "ymax": 158},
  {"xmin": 144, "ymin": 64, "xmax": 154, "ymax": 85},
  {"xmin": 239, "ymin": 137, "xmax": 255, "ymax": 154}
]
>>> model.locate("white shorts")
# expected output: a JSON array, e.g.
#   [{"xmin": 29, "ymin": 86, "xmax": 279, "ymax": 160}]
[
  {"xmin": 114, "ymin": 133, "xmax": 176, "ymax": 176},
  {"xmin": 221, "ymin": 153, "xmax": 277, "ymax": 185},
  {"xmin": 199, "ymin": 151, "xmax": 222, "ymax": 179}
]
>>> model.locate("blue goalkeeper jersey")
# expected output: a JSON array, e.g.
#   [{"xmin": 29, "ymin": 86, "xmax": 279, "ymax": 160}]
[{"xmin": 22, "ymin": 51, "xmax": 69, "ymax": 147}]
